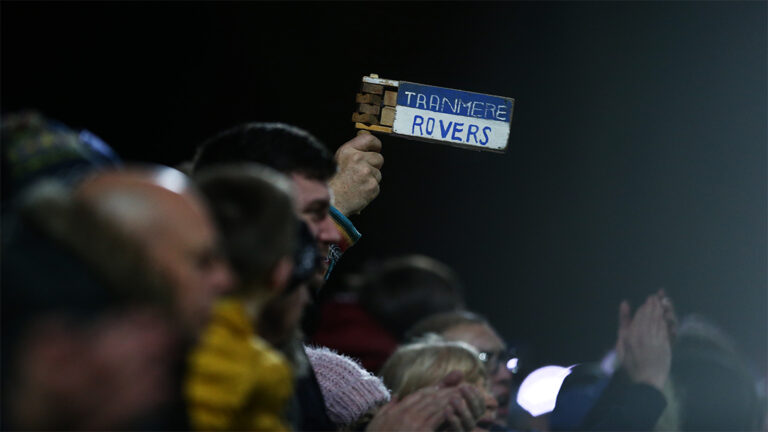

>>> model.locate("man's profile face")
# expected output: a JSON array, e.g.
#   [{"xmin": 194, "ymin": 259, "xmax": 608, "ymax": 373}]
[
  {"xmin": 442, "ymin": 323, "xmax": 513, "ymax": 425},
  {"xmin": 290, "ymin": 174, "xmax": 341, "ymax": 283}
]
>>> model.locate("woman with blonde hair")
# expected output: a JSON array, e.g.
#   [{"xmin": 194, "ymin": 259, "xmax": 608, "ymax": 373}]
[{"xmin": 380, "ymin": 336, "xmax": 500, "ymax": 431}]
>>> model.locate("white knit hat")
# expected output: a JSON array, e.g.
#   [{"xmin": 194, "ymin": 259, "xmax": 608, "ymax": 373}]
[{"xmin": 305, "ymin": 346, "xmax": 391, "ymax": 425}]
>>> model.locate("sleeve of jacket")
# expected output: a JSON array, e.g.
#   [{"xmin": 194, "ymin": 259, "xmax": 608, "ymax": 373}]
[
  {"xmin": 326, "ymin": 206, "xmax": 362, "ymax": 279},
  {"xmin": 578, "ymin": 368, "xmax": 667, "ymax": 431}
]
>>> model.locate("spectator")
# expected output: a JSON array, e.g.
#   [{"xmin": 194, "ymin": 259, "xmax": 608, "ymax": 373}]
[
  {"xmin": 2, "ymin": 181, "xmax": 182, "ymax": 430},
  {"xmin": 312, "ymin": 254, "xmax": 465, "ymax": 372},
  {"xmin": 192, "ymin": 123, "xmax": 485, "ymax": 431},
  {"xmin": 671, "ymin": 315, "xmax": 763, "ymax": 431},
  {"xmin": 551, "ymin": 292, "xmax": 763, "ymax": 431},
  {"xmin": 365, "ymin": 369, "xmax": 487, "ymax": 432},
  {"xmin": 407, "ymin": 311, "xmax": 516, "ymax": 427},
  {"xmin": 192, "ymin": 122, "xmax": 383, "ymax": 284},
  {"xmin": 191, "ymin": 122, "xmax": 383, "ymax": 430},
  {"xmin": 306, "ymin": 346, "xmax": 390, "ymax": 429},
  {"xmin": 359, "ymin": 255, "xmax": 465, "ymax": 341},
  {"xmin": 185, "ymin": 165, "xmax": 301, "ymax": 431},
  {"xmin": 75, "ymin": 166, "xmax": 234, "ymax": 336},
  {"xmin": 551, "ymin": 291, "xmax": 676, "ymax": 431},
  {"xmin": 379, "ymin": 337, "xmax": 499, "ymax": 432}
]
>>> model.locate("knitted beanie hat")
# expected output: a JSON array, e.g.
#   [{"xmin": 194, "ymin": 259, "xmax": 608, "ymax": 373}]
[
  {"xmin": 305, "ymin": 346, "xmax": 391, "ymax": 425},
  {"xmin": 2, "ymin": 111, "xmax": 121, "ymax": 206}
]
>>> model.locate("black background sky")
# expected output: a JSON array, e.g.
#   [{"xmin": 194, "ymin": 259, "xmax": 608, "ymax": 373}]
[{"xmin": 3, "ymin": 1, "xmax": 766, "ymax": 372}]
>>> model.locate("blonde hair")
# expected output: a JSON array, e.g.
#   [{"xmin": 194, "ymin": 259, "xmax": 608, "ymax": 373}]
[{"xmin": 380, "ymin": 335, "xmax": 487, "ymax": 398}]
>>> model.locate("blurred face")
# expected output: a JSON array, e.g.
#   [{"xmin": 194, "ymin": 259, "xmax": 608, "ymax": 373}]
[
  {"xmin": 290, "ymin": 174, "xmax": 341, "ymax": 283},
  {"xmin": 145, "ymin": 192, "xmax": 234, "ymax": 335},
  {"xmin": 75, "ymin": 170, "xmax": 235, "ymax": 336},
  {"xmin": 442, "ymin": 323, "xmax": 513, "ymax": 425},
  {"xmin": 12, "ymin": 310, "xmax": 180, "ymax": 430}
]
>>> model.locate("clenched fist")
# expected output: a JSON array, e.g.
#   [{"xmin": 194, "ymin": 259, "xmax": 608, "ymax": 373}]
[{"xmin": 329, "ymin": 132, "xmax": 383, "ymax": 216}]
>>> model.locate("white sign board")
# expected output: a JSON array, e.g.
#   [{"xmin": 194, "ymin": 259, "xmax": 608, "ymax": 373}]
[{"xmin": 391, "ymin": 82, "xmax": 514, "ymax": 152}]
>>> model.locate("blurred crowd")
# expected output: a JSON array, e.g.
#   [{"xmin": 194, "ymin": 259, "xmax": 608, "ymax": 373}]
[{"xmin": 2, "ymin": 111, "xmax": 765, "ymax": 431}]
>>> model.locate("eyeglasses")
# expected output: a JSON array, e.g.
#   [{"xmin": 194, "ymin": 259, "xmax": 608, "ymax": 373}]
[{"xmin": 478, "ymin": 348, "xmax": 519, "ymax": 374}]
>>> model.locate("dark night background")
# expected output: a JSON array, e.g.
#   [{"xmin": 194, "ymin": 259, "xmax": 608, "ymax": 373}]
[{"xmin": 3, "ymin": 2, "xmax": 766, "ymax": 373}]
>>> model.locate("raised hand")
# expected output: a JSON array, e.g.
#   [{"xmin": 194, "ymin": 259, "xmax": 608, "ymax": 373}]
[
  {"xmin": 616, "ymin": 294, "xmax": 672, "ymax": 390},
  {"xmin": 328, "ymin": 132, "xmax": 383, "ymax": 216}
]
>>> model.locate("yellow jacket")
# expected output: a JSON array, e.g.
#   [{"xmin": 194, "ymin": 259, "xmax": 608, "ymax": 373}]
[{"xmin": 186, "ymin": 298, "xmax": 293, "ymax": 431}]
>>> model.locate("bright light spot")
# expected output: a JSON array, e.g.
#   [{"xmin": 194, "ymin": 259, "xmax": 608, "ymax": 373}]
[
  {"xmin": 516, "ymin": 365, "xmax": 573, "ymax": 417},
  {"xmin": 600, "ymin": 350, "xmax": 618, "ymax": 374},
  {"xmin": 507, "ymin": 357, "xmax": 519, "ymax": 372},
  {"xmin": 154, "ymin": 168, "xmax": 188, "ymax": 194}
]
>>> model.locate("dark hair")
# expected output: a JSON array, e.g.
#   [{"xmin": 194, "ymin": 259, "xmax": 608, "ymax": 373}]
[
  {"xmin": 192, "ymin": 122, "xmax": 336, "ymax": 181},
  {"xmin": 404, "ymin": 310, "xmax": 489, "ymax": 343},
  {"xmin": 195, "ymin": 164, "xmax": 297, "ymax": 289},
  {"xmin": 357, "ymin": 255, "xmax": 465, "ymax": 341}
]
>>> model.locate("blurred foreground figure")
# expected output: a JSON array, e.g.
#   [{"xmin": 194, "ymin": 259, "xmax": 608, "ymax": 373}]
[
  {"xmin": 671, "ymin": 315, "xmax": 764, "ymax": 431},
  {"xmin": 76, "ymin": 166, "xmax": 234, "ymax": 335},
  {"xmin": 1, "ymin": 111, "xmax": 120, "ymax": 211},
  {"xmin": 185, "ymin": 165, "xmax": 301, "ymax": 431},
  {"xmin": 2, "ymin": 114, "xmax": 190, "ymax": 429},
  {"xmin": 408, "ymin": 311, "xmax": 516, "ymax": 428},
  {"xmin": 379, "ymin": 338, "xmax": 499, "ymax": 432},
  {"xmin": 2, "ymin": 182, "xmax": 181, "ymax": 430}
]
